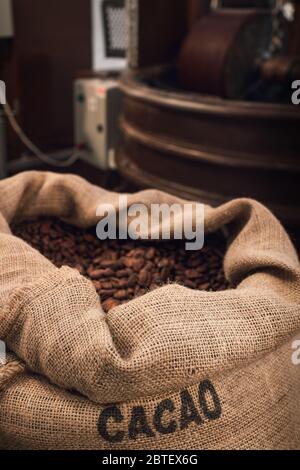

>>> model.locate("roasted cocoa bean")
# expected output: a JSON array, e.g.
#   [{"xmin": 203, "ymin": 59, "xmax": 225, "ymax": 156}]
[
  {"xmin": 183, "ymin": 280, "xmax": 197, "ymax": 289},
  {"xmin": 99, "ymin": 289, "xmax": 117, "ymax": 299},
  {"xmin": 74, "ymin": 264, "xmax": 85, "ymax": 275},
  {"xmin": 123, "ymin": 257, "xmax": 145, "ymax": 272},
  {"xmin": 138, "ymin": 269, "xmax": 151, "ymax": 288},
  {"xmin": 99, "ymin": 259, "xmax": 117, "ymax": 269},
  {"xmin": 114, "ymin": 290, "xmax": 128, "ymax": 301},
  {"xmin": 161, "ymin": 267, "xmax": 171, "ymax": 282},
  {"xmin": 185, "ymin": 269, "xmax": 199, "ymax": 280},
  {"xmin": 102, "ymin": 298, "xmax": 121, "ymax": 311},
  {"xmin": 145, "ymin": 247, "xmax": 156, "ymax": 260},
  {"xmin": 127, "ymin": 274, "xmax": 137, "ymax": 288},
  {"xmin": 157, "ymin": 258, "xmax": 170, "ymax": 268},
  {"xmin": 114, "ymin": 279, "xmax": 128, "ymax": 289},
  {"xmin": 100, "ymin": 281, "xmax": 114, "ymax": 290},
  {"xmin": 128, "ymin": 248, "xmax": 145, "ymax": 258},
  {"xmin": 198, "ymin": 282, "xmax": 210, "ymax": 290},
  {"xmin": 116, "ymin": 269, "xmax": 131, "ymax": 278}
]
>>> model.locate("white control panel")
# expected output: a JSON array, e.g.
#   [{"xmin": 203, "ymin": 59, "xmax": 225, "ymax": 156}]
[{"xmin": 74, "ymin": 78, "xmax": 123, "ymax": 170}]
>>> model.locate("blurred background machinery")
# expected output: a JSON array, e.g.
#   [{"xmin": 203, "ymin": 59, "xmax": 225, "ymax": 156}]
[
  {"xmin": 92, "ymin": 0, "xmax": 126, "ymax": 70},
  {"xmin": 74, "ymin": 0, "xmax": 125, "ymax": 171},
  {"xmin": 0, "ymin": 0, "xmax": 127, "ymax": 187},
  {"xmin": 0, "ymin": 0, "xmax": 300, "ymax": 228},
  {"xmin": 117, "ymin": 0, "xmax": 300, "ymax": 226}
]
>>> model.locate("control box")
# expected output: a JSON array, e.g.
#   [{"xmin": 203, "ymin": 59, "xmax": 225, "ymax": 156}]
[{"xmin": 74, "ymin": 78, "xmax": 123, "ymax": 170}]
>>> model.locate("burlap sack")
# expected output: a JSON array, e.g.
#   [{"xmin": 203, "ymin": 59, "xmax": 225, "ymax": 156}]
[{"xmin": 0, "ymin": 171, "xmax": 299, "ymax": 450}]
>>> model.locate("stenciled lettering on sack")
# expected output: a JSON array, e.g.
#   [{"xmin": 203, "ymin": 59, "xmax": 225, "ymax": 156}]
[{"xmin": 97, "ymin": 380, "xmax": 222, "ymax": 443}]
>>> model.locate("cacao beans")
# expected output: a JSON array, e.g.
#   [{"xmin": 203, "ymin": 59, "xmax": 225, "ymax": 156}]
[{"xmin": 12, "ymin": 218, "xmax": 230, "ymax": 313}]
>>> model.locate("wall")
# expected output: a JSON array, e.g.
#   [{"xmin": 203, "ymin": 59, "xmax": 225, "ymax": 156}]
[{"xmin": 4, "ymin": 0, "xmax": 92, "ymax": 155}]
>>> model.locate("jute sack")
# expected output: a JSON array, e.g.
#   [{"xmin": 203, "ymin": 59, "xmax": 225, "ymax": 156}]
[{"xmin": 0, "ymin": 171, "xmax": 299, "ymax": 450}]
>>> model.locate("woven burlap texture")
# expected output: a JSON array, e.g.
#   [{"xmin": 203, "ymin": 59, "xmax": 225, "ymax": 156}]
[{"xmin": 0, "ymin": 171, "xmax": 299, "ymax": 450}]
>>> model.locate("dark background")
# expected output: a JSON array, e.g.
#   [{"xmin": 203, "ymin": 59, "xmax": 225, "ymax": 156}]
[
  {"xmin": 1, "ymin": 0, "xmax": 275, "ymax": 159},
  {"xmin": 2, "ymin": 0, "xmax": 92, "ymax": 157}
]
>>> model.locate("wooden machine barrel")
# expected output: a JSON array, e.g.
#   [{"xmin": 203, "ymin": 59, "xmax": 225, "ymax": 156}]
[{"xmin": 117, "ymin": 66, "xmax": 300, "ymax": 225}]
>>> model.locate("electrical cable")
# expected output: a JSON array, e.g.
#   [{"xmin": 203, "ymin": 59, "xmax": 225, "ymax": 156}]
[{"xmin": 2, "ymin": 101, "xmax": 81, "ymax": 168}]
